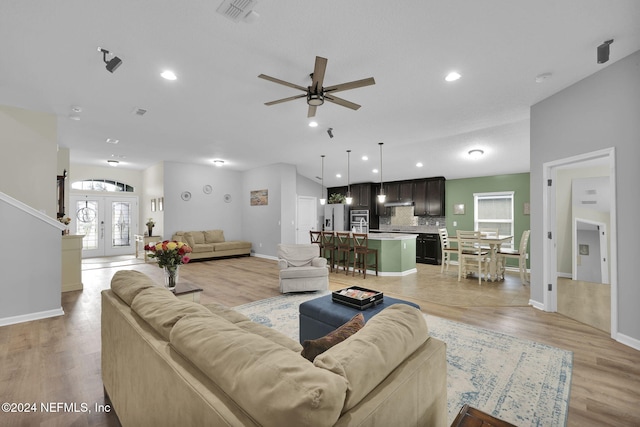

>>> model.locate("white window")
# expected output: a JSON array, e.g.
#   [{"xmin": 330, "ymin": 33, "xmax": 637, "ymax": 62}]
[{"xmin": 474, "ymin": 191, "xmax": 514, "ymax": 248}]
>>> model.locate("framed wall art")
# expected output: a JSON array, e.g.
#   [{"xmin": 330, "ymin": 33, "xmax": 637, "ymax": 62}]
[{"xmin": 250, "ymin": 189, "xmax": 268, "ymax": 206}]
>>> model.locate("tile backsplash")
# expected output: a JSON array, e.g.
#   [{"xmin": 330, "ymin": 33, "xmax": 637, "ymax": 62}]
[
  {"xmin": 379, "ymin": 206, "xmax": 445, "ymax": 231},
  {"xmin": 390, "ymin": 206, "xmax": 418, "ymax": 226}
]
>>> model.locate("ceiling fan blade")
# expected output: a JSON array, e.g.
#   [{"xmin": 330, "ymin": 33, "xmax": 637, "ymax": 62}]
[
  {"xmin": 310, "ymin": 56, "xmax": 328, "ymax": 93},
  {"xmin": 324, "ymin": 77, "xmax": 376, "ymax": 94},
  {"xmin": 307, "ymin": 105, "xmax": 317, "ymax": 118},
  {"xmin": 258, "ymin": 74, "xmax": 307, "ymax": 92},
  {"xmin": 324, "ymin": 94, "xmax": 361, "ymax": 110},
  {"xmin": 265, "ymin": 94, "xmax": 307, "ymax": 106}
]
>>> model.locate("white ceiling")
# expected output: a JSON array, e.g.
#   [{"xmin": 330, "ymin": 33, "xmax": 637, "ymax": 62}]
[{"xmin": 1, "ymin": 1, "xmax": 639, "ymax": 188}]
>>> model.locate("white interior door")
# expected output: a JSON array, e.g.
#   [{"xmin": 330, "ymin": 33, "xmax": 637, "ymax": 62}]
[
  {"xmin": 70, "ymin": 195, "xmax": 138, "ymax": 257},
  {"xmin": 296, "ymin": 196, "xmax": 317, "ymax": 244}
]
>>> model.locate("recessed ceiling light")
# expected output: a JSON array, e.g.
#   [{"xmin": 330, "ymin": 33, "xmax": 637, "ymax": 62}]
[
  {"xmin": 71, "ymin": 106, "xmax": 82, "ymax": 113},
  {"xmin": 362, "ymin": 156, "xmax": 368, "ymax": 161},
  {"xmin": 68, "ymin": 114, "xmax": 81, "ymax": 121},
  {"xmin": 372, "ymin": 168, "xmax": 378, "ymax": 174},
  {"xmin": 107, "ymin": 160, "xmax": 119, "ymax": 166},
  {"xmin": 212, "ymin": 159, "xmax": 225, "ymax": 167},
  {"xmin": 336, "ymin": 173, "xmax": 342, "ymax": 178},
  {"xmin": 161, "ymin": 70, "xmax": 177, "ymax": 80},
  {"xmin": 416, "ymin": 162, "xmax": 423, "ymax": 167},
  {"xmin": 308, "ymin": 121, "xmax": 318, "ymax": 127},
  {"xmin": 445, "ymin": 71, "xmax": 461, "ymax": 82},
  {"xmin": 106, "ymin": 138, "xmax": 119, "ymax": 144},
  {"xmin": 468, "ymin": 149, "xmax": 484, "ymax": 159}
]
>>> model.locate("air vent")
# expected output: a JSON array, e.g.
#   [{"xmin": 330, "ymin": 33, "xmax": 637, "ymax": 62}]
[
  {"xmin": 586, "ymin": 189, "xmax": 597, "ymax": 195},
  {"xmin": 132, "ymin": 107, "xmax": 147, "ymax": 116},
  {"xmin": 216, "ymin": 0, "xmax": 257, "ymax": 22},
  {"xmin": 581, "ymin": 200, "xmax": 597, "ymax": 204}
]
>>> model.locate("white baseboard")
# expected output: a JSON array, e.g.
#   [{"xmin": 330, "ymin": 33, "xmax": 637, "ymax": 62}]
[
  {"xmin": 252, "ymin": 253, "xmax": 277, "ymax": 261},
  {"xmin": 0, "ymin": 308, "xmax": 65, "ymax": 327},
  {"xmin": 529, "ymin": 299, "xmax": 545, "ymax": 310},
  {"xmin": 615, "ymin": 332, "xmax": 640, "ymax": 352}
]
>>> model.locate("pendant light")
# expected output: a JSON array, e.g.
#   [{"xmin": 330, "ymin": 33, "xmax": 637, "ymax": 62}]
[
  {"xmin": 377, "ymin": 142, "xmax": 386, "ymax": 203},
  {"xmin": 345, "ymin": 150, "xmax": 353, "ymax": 205},
  {"xmin": 319, "ymin": 155, "xmax": 326, "ymax": 205}
]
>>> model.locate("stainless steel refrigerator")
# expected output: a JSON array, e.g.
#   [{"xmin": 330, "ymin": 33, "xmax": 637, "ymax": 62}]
[{"xmin": 324, "ymin": 204, "xmax": 350, "ymax": 231}]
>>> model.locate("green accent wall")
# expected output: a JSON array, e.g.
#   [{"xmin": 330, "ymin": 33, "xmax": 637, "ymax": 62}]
[{"xmin": 445, "ymin": 173, "xmax": 530, "ymax": 267}]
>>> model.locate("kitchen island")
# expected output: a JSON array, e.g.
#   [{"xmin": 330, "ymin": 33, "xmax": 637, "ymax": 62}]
[{"xmin": 366, "ymin": 232, "xmax": 417, "ymax": 276}]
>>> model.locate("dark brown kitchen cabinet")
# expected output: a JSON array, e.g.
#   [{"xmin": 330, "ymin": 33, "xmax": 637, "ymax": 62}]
[
  {"xmin": 400, "ymin": 181, "xmax": 413, "ymax": 201},
  {"xmin": 416, "ymin": 233, "xmax": 440, "ymax": 265},
  {"xmin": 382, "ymin": 181, "xmax": 412, "ymax": 203},
  {"xmin": 413, "ymin": 177, "xmax": 445, "ymax": 216},
  {"xmin": 349, "ymin": 183, "xmax": 371, "ymax": 209}
]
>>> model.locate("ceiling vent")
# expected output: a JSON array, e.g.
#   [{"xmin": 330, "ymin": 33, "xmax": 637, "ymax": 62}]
[
  {"xmin": 216, "ymin": 0, "xmax": 257, "ymax": 22},
  {"xmin": 132, "ymin": 107, "xmax": 148, "ymax": 116}
]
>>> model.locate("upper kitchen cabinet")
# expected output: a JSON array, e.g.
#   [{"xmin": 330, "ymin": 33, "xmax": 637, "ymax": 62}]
[
  {"xmin": 383, "ymin": 181, "xmax": 413, "ymax": 204},
  {"xmin": 349, "ymin": 183, "xmax": 372, "ymax": 209},
  {"xmin": 413, "ymin": 177, "xmax": 445, "ymax": 216}
]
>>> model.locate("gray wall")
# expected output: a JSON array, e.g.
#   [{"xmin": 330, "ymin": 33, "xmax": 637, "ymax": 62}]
[
  {"xmin": 530, "ymin": 49, "xmax": 640, "ymax": 345},
  {"xmin": 163, "ymin": 161, "xmax": 244, "ymax": 241}
]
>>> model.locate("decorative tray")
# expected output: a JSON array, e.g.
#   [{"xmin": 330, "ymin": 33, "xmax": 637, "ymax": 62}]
[{"xmin": 332, "ymin": 286, "xmax": 384, "ymax": 310}]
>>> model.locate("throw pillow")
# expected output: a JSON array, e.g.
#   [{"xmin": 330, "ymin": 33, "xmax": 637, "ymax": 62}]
[{"xmin": 301, "ymin": 313, "xmax": 365, "ymax": 362}]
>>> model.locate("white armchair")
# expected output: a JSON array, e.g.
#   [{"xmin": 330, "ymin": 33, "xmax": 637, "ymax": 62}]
[{"xmin": 277, "ymin": 244, "xmax": 329, "ymax": 293}]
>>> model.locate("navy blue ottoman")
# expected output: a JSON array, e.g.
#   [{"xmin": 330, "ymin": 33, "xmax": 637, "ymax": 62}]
[{"xmin": 299, "ymin": 294, "xmax": 420, "ymax": 343}]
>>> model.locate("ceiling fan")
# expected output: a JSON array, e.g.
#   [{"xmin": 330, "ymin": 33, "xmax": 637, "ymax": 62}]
[{"xmin": 258, "ymin": 56, "xmax": 375, "ymax": 118}]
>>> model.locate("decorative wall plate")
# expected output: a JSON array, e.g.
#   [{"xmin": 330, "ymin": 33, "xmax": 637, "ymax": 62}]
[
  {"xmin": 181, "ymin": 191, "xmax": 192, "ymax": 201},
  {"xmin": 224, "ymin": 194, "xmax": 232, "ymax": 203},
  {"xmin": 203, "ymin": 184, "xmax": 212, "ymax": 194}
]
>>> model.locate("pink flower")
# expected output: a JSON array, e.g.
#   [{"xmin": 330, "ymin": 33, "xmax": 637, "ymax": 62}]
[{"xmin": 182, "ymin": 256, "xmax": 190, "ymax": 264}]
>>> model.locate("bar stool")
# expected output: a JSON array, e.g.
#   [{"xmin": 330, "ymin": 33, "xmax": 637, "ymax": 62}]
[
  {"xmin": 335, "ymin": 232, "xmax": 353, "ymax": 274},
  {"xmin": 310, "ymin": 230, "xmax": 322, "ymax": 246},
  {"xmin": 320, "ymin": 231, "xmax": 337, "ymax": 272},
  {"xmin": 352, "ymin": 233, "xmax": 378, "ymax": 278}
]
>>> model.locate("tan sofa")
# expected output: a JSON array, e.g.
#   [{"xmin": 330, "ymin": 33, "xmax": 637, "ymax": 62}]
[
  {"xmin": 171, "ymin": 229, "xmax": 251, "ymax": 260},
  {"xmin": 102, "ymin": 270, "xmax": 448, "ymax": 427}
]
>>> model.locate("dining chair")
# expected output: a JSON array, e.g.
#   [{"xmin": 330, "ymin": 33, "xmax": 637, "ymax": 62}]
[
  {"xmin": 320, "ymin": 231, "xmax": 337, "ymax": 272},
  {"xmin": 499, "ymin": 229, "xmax": 531, "ymax": 285},
  {"xmin": 457, "ymin": 230, "xmax": 489, "ymax": 285},
  {"xmin": 335, "ymin": 232, "xmax": 353, "ymax": 274},
  {"xmin": 352, "ymin": 233, "xmax": 378, "ymax": 278},
  {"xmin": 438, "ymin": 228, "xmax": 457, "ymax": 274}
]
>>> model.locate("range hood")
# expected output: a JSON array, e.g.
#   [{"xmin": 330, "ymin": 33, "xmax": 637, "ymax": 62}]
[{"xmin": 383, "ymin": 201, "xmax": 414, "ymax": 207}]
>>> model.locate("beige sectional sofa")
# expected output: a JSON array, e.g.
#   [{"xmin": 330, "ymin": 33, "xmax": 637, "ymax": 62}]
[
  {"xmin": 102, "ymin": 270, "xmax": 448, "ymax": 427},
  {"xmin": 171, "ymin": 229, "xmax": 251, "ymax": 260}
]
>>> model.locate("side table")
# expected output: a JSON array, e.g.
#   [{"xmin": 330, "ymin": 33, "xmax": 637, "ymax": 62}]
[
  {"xmin": 450, "ymin": 404, "xmax": 516, "ymax": 427},
  {"xmin": 135, "ymin": 234, "xmax": 162, "ymax": 262},
  {"xmin": 172, "ymin": 282, "xmax": 203, "ymax": 303}
]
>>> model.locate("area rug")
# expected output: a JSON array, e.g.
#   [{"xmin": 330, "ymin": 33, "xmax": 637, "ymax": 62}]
[{"xmin": 234, "ymin": 291, "xmax": 573, "ymax": 426}]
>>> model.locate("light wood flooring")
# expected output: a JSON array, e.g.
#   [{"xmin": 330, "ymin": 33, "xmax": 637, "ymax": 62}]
[{"xmin": 0, "ymin": 256, "xmax": 638, "ymax": 426}]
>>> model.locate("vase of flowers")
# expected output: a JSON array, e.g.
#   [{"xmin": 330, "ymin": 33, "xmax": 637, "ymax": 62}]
[
  {"xmin": 144, "ymin": 240, "xmax": 192, "ymax": 290},
  {"xmin": 146, "ymin": 218, "xmax": 155, "ymax": 237}
]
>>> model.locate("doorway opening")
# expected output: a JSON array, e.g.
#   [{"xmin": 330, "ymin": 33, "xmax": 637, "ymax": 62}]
[{"xmin": 543, "ymin": 147, "xmax": 617, "ymax": 338}]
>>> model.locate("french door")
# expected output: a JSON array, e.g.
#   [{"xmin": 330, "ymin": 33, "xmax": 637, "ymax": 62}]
[{"xmin": 70, "ymin": 195, "xmax": 138, "ymax": 258}]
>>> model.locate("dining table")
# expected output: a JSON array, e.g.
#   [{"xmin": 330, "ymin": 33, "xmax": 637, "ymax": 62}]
[{"xmin": 449, "ymin": 234, "xmax": 513, "ymax": 281}]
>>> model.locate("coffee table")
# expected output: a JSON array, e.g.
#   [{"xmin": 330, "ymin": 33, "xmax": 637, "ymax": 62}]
[
  {"xmin": 450, "ymin": 404, "xmax": 516, "ymax": 427},
  {"xmin": 172, "ymin": 282, "xmax": 203, "ymax": 303},
  {"xmin": 299, "ymin": 294, "xmax": 419, "ymax": 343}
]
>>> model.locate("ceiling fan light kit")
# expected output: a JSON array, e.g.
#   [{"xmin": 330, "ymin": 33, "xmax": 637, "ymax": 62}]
[{"xmin": 259, "ymin": 56, "xmax": 375, "ymax": 117}]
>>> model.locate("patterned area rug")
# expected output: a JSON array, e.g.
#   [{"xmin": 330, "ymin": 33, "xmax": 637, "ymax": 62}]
[{"xmin": 234, "ymin": 291, "xmax": 573, "ymax": 426}]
